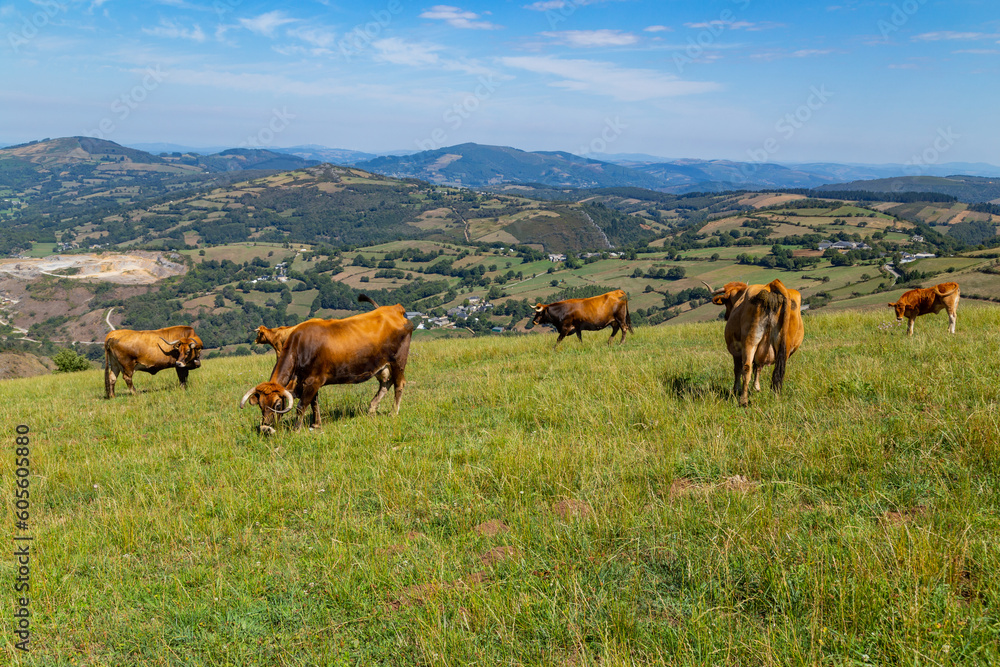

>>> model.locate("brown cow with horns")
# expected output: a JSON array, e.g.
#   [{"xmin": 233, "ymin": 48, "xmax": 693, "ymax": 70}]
[
  {"xmin": 239, "ymin": 295, "xmax": 414, "ymax": 434},
  {"xmin": 705, "ymin": 279, "xmax": 804, "ymax": 406},
  {"xmin": 531, "ymin": 289, "xmax": 633, "ymax": 347},
  {"xmin": 104, "ymin": 325, "xmax": 203, "ymax": 398}
]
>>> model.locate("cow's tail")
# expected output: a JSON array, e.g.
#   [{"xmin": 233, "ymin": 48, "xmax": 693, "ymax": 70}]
[
  {"xmin": 766, "ymin": 280, "xmax": 792, "ymax": 393},
  {"xmin": 103, "ymin": 338, "xmax": 113, "ymax": 398},
  {"xmin": 358, "ymin": 294, "xmax": 380, "ymax": 309},
  {"xmin": 625, "ymin": 299, "xmax": 634, "ymax": 333}
]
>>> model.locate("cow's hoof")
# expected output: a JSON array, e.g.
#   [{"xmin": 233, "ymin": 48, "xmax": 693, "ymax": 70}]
[{"xmin": 259, "ymin": 425, "xmax": 276, "ymax": 436}]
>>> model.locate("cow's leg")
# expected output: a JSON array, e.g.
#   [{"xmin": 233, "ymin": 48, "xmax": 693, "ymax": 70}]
[
  {"xmin": 948, "ymin": 304, "xmax": 958, "ymax": 333},
  {"xmin": 732, "ymin": 354, "xmax": 743, "ymax": 397},
  {"xmin": 295, "ymin": 382, "xmax": 320, "ymax": 431},
  {"xmin": 907, "ymin": 317, "xmax": 915, "ymax": 336},
  {"xmin": 608, "ymin": 323, "xmax": 619, "ymax": 346},
  {"xmin": 122, "ymin": 361, "xmax": 137, "ymax": 395},
  {"xmin": 553, "ymin": 331, "xmax": 567, "ymax": 348},
  {"xmin": 752, "ymin": 364, "xmax": 762, "ymax": 392},
  {"xmin": 575, "ymin": 328, "xmax": 584, "ymax": 343},
  {"xmin": 310, "ymin": 396, "xmax": 321, "ymax": 429},
  {"xmin": 618, "ymin": 316, "xmax": 628, "ymax": 344},
  {"xmin": 176, "ymin": 367, "xmax": 189, "ymax": 390},
  {"xmin": 739, "ymin": 333, "xmax": 766, "ymax": 407},
  {"xmin": 105, "ymin": 358, "xmax": 120, "ymax": 399},
  {"xmin": 390, "ymin": 363, "xmax": 407, "ymax": 415},
  {"xmin": 369, "ymin": 366, "xmax": 391, "ymax": 415}
]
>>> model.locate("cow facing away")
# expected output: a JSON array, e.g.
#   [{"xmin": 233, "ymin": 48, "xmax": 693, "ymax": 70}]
[
  {"xmin": 104, "ymin": 325, "xmax": 203, "ymax": 398},
  {"xmin": 707, "ymin": 279, "xmax": 804, "ymax": 406},
  {"xmin": 888, "ymin": 282, "xmax": 960, "ymax": 335},
  {"xmin": 239, "ymin": 295, "xmax": 414, "ymax": 434},
  {"xmin": 532, "ymin": 289, "xmax": 633, "ymax": 347}
]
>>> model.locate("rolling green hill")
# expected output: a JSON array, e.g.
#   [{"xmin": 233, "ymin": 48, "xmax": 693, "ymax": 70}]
[
  {"xmin": 3, "ymin": 307, "xmax": 999, "ymax": 664},
  {"xmin": 816, "ymin": 175, "xmax": 1000, "ymax": 203}
]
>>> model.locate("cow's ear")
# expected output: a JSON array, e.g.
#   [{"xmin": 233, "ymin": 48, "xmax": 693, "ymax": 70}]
[
  {"xmin": 886, "ymin": 302, "xmax": 895, "ymax": 308},
  {"xmin": 249, "ymin": 393, "xmax": 259, "ymax": 406}
]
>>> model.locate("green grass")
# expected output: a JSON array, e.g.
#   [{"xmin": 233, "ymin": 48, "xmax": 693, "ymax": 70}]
[{"xmin": 3, "ymin": 305, "xmax": 1000, "ymax": 664}]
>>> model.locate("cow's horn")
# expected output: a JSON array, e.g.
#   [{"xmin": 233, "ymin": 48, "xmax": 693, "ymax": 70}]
[
  {"xmin": 239, "ymin": 387, "xmax": 256, "ymax": 409},
  {"xmin": 272, "ymin": 389, "xmax": 295, "ymax": 414},
  {"xmin": 533, "ymin": 304, "xmax": 544, "ymax": 312},
  {"xmin": 159, "ymin": 337, "xmax": 181, "ymax": 346},
  {"xmin": 701, "ymin": 280, "xmax": 723, "ymax": 295}
]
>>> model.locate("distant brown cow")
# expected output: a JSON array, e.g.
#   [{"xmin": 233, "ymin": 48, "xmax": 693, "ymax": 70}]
[
  {"xmin": 707, "ymin": 279, "xmax": 803, "ymax": 406},
  {"xmin": 239, "ymin": 295, "xmax": 414, "ymax": 434},
  {"xmin": 532, "ymin": 289, "xmax": 633, "ymax": 347},
  {"xmin": 888, "ymin": 282, "xmax": 960, "ymax": 335},
  {"xmin": 254, "ymin": 320, "xmax": 323, "ymax": 356},
  {"xmin": 105, "ymin": 325, "xmax": 203, "ymax": 398}
]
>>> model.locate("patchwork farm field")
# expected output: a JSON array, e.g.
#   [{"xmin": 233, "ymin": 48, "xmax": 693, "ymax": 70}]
[{"xmin": 3, "ymin": 306, "xmax": 1000, "ymax": 664}]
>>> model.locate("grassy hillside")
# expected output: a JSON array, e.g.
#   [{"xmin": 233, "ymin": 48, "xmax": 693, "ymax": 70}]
[{"xmin": 3, "ymin": 306, "xmax": 1000, "ymax": 664}]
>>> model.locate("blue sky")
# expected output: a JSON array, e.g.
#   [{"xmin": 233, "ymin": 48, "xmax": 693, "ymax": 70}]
[{"xmin": 1, "ymin": 0, "xmax": 997, "ymax": 163}]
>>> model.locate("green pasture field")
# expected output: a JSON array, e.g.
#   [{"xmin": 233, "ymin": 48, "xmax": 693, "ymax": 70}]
[
  {"xmin": 3, "ymin": 306, "xmax": 1000, "ymax": 665},
  {"xmin": 25, "ymin": 243, "xmax": 57, "ymax": 258}
]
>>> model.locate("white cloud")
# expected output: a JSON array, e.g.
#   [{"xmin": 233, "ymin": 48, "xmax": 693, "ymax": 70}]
[
  {"xmin": 540, "ymin": 29, "xmax": 638, "ymax": 47},
  {"xmin": 500, "ymin": 55, "xmax": 719, "ymax": 100},
  {"xmin": 238, "ymin": 11, "xmax": 297, "ymax": 37},
  {"xmin": 142, "ymin": 20, "xmax": 207, "ymax": 42},
  {"xmin": 913, "ymin": 31, "xmax": 999, "ymax": 41},
  {"xmin": 287, "ymin": 26, "xmax": 337, "ymax": 49},
  {"xmin": 644, "ymin": 25, "xmax": 672, "ymax": 33},
  {"xmin": 523, "ymin": 0, "xmax": 610, "ymax": 9},
  {"xmin": 373, "ymin": 38, "xmax": 442, "ymax": 66},
  {"xmin": 419, "ymin": 5, "xmax": 499, "ymax": 30},
  {"xmin": 953, "ymin": 48, "xmax": 1000, "ymax": 54},
  {"xmin": 685, "ymin": 20, "xmax": 783, "ymax": 31}
]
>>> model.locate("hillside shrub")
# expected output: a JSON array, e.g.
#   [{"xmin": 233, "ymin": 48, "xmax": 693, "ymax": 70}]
[{"xmin": 52, "ymin": 348, "xmax": 91, "ymax": 373}]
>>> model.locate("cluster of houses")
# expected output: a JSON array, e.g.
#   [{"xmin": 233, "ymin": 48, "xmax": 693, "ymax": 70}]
[
  {"xmin": 249, "ymin": 262, "xmax": 289, "ymax": 284},
  {"xmin": 547, "ymin": 252, "xmax": 622, "ymax": 262},
  {"xmin": 403, "ymin": 295, "xmax": 498, "ymax": 330},
  {"xmin": 818, "ymin": 240, "xmax": 871, "ymax": 251}
]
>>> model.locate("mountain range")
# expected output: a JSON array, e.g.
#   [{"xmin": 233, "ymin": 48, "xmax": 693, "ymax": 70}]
[{"xmin": 3, "ymin": 136, "xmax": 999, "ymax": 202}]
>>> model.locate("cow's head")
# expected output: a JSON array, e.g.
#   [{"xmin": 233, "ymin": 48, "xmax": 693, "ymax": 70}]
[
  {"xmin": 239, "ymin": 382, "xmax": 295, "ymax": 435},
  {"xmin": 705, "ymin": 281, "xmax": 749, "ymax": 320},
  {"xmin": 159, "ymin": 337, "xmax": 202, "ymax": 369},
  {"xmin": 887, "ymin": 300, "xmax": 907, "ymax": 322},
  {"xmin": 532, "ymin": 303, "xmax": 551, "ymax": 326},
  {"xmin": 254, "ymin": 326, "xmax": 269, "ymax": 345}
]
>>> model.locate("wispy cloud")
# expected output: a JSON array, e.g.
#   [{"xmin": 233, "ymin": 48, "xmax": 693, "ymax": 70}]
[
  {"xmin": 913, "ymin": 31, "xmax": 1000, "ymax": 41},
  {"xmin": 287, "ymin": 26, "xmax": 337, "ymax": 49},
  {"xmin": 750, "ymin": 48, "xmax": 834, "ymax": 61},
  {"xmin": 644, "ymin": 25, "xmax": 672, "ymax": 33},
  {"xmin": 500, "ymin": 55, "xmax": 719, "ymax": 100},
  {"xmin": 523, "ymin": 0, "xmax": 611, "ymax": 10},
  {"xmin": 419, "ymin": 5, "xmax": 500, "ymax": 30},
  {"xmin": 952, "ymin": 48, "xmax": 1000, "ymax": 55},
  {"xmin": 142, "ymin": 19, "xmax": 206, "ymax": 42},
  {"xmin": 238, "ymin": 11, "xmax": 297, "ymax": 37},
  {"xmin": 539, "ymin": 29, "xmax": 638, "ymax": 47},
  {"xmin": 373, "ymin": 38, "xmax": 442, "ymax": 66},
  {"xmin": 685, "ymin": 20, "xmax": 784, "ymax": 31}
]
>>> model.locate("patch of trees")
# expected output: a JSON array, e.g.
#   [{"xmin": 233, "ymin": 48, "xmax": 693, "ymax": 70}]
[
  {"xmin": 948, "ymin": 220, "xmax": 999, "ymax": 246},
  {"xmin": 583, "ymin": 202, "xmax": 658, "ymax": 248}
]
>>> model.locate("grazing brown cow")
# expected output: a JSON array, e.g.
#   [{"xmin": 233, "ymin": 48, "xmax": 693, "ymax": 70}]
[
  {"xmin": 254, "ymin": 320, "xmax": 323, "ymax": 356},
  {"xmin": 532, "ymin": 289, "xmax": 633, "ymax": 347},
  {"xmin": 707, "ymin": 279, "xmax": 803, "ymax": 406},
  {"xmin": 104, "ymin": 325, "xmax": 203, "ymax": 398},
  {"xmin": 888, "ymin": 282, "xmax": 960, "ymax": 335},
  {"xmin": 239, "ymin": 295, "xmax": 414, "ymax": 434}
]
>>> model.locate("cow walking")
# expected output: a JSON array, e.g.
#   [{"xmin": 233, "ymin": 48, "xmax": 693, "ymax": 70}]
[
  {"xmin": 104, "ymin": 326, "xmax": 203, "ymax": 398},
  {"xmin": 707, "ymin": 279, "xmax": 803, "ymax": 406},
  {"xmin": 888, "ymin": 282, "xmax": 960, "ymax": 335},
  {"xmin": 532, "ymin": 289, "xmax": 633, "ymax": 347},
  {"xmin": 239, "ymin": 295, "xmax": 414, "ymax": 434}
]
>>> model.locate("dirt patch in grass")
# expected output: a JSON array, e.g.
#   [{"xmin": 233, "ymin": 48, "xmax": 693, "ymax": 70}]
[
  {"xmin": 881, "ymin": 506, "xmax": 927, "ymax": 525},
  {"xmin": 479, "ymin": 546, "xmax": 521, "ymax": 566},
  {"xmin": 552, "ymin": 499, "xmax": 592, "ymax": 520},
  {"xmin": 473, "ymin": 519, "xmax": 510, "ymax": 537}
]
